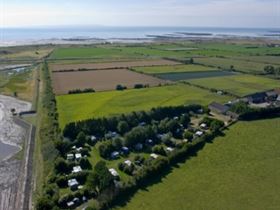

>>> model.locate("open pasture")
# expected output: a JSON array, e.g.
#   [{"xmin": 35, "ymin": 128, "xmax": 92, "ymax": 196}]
[
  {"xmin": 195, "ymin": 57, "xmax": 279, "ymax": 73},
  {"xmin": 56, "ymin": 84, "xmax": 232, "ymax": 128},
  {"xmin": 51, "ymin": 69, "xmax": 168, "ymax": 95},
  {"xmin": 191, "ymin": 42, "xmax": 280, "ymax": 56},
  {"xmin": 50, "ymin": 59, "xmax": 180, "ymax": 72},
  {"xmin": 158, "ymin": 71, "xmax": 236, "ymax": 81},
  {"xmin": 188, "ymin": 74, "xmax": 280, "ymax": 96},
  {"xmin": 133, "ymin": 64, "xmax": 217, "ymax": 74},
  {"xmin": 113, "ymin": 118, "xmax": 280, "ymax": 210}
]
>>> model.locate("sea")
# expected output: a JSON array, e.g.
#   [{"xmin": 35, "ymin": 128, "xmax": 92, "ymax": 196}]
[{"xmin": 0, "ymin": 26, "xmax": 280, "ymax": 46}]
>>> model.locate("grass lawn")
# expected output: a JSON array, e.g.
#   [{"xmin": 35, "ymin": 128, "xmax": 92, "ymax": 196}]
[
  {"xmin": 133, "ymin": 64, "xmax": 217, "ymax": 74},
  {"xmin": 188, "ymin": 74, "xmax": 280, "ymax": 97},
  {"xmin": 114, "ymin": 118, "xmax": 280, "ymax": 210},
  {"xmin": 56, "ymin": 84, "xmax": 232, "ymax": 128}
]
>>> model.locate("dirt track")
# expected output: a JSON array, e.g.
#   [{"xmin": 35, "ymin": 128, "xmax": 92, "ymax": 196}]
[
  {"xmin": 52, "ymin": 69, "xmax": 169, "ymax": 95},
  {"xmin": 50, "ymin": 59, "xmax": 181, "ymax": 72}
]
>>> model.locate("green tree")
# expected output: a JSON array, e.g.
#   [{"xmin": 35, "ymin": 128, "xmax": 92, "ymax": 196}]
[
  {"xmin": 76, "ymin": 131, "xmax": 86, "ymax": 146},
  {"xmin": 112, "ymin": 137, "xmax": 123, "ymax": 150},
  {"xmin": 180, "ymin": 114, "xmax": 190, "ymax": 128},
  {"xmin": 36, "ymin": 196, "xmax": 54, "ymax": 210},
  {"xmin": 54, "ymin": 157, "xmax": 69, "ymax": 174},
  {"xmin": 183, "ymin": 130, "xmax": 193, "ymax": 140},
  {"xmin": 210, "ymin": 120, "xmax": 224, "ymax": 133},
  {"xmin": 87, "ymin": 161, "xmax": 114, "ymax": 192},
  {"xmin": 98, "ymin": 141, "xmax": 114, "ymax": 158},
  {"xmin": 80, "ymin": 157, "xmax": 92, "ymax": 169},
  {"xmin": 117, "ymin": 121, "xmax": 130, "ymax": 134},
  {"xmin": 124, "ymin": 126, "xmax": 147, "ymax": 147},
  {"xmin": 152, "ymin": 145, "xmax": 166, "ymax": 156}
]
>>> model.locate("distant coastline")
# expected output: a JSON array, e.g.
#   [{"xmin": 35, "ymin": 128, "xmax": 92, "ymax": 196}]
[{"xmin": 0, "ymin": 26, "xmax": 279, "ymax": 47}]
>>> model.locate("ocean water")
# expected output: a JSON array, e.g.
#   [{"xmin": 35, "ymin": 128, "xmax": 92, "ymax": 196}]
[{"xmin": 0, "ymin": 26, "xmax": 279, "ymax": 46}]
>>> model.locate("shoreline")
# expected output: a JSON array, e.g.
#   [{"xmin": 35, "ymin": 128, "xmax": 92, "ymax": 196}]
[
  {"xmin": 0, "ymin": 95, "xmax": 31, "ymax": 162},
  {"xmin": 1, "ymin": 34, "xmax": 279, "ymax": 47}
]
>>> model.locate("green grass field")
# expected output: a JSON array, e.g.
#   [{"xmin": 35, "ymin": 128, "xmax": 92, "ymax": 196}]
[
  {"xmin": 133, "ymin": 64, "xmax": 217, "ymax": 74},
  {"xmin": 188, "ymin": 74, "xmax": 280, "ymax": 96},
  {"xmin": 195, "ymin": 57, "xmax": 280, "ymax": 73},
  {"xmin": 114, "ymin": 118, "xmax": 280, "ymax": 210},
  {"xmin": 50, "ymin": 47, "xmax": 143, "ymax": 60},
  {"xmin": 56, "ymin": 84, "xmax": 232, "ymax": 128}
]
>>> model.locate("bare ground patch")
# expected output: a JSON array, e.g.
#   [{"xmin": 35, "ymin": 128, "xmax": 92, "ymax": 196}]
[
  {"xmin": 52, "ymin": 69, "xmax": 169, "ymax": 95},
  {"xmin": 50, "ymin": 59, "xmax": 181, "ymax": 72}
]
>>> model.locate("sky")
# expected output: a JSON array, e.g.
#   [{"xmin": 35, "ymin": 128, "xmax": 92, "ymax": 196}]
[{"xmin": 1, "ymin": 0, "xmax": 279, "ymax": 28}]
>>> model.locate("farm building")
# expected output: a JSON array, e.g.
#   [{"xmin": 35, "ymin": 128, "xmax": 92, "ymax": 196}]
[
  {"xmin": 246, "ymin": 92, "xmax": 267, "ymax": 104},
  {"xmin": 208, "ymin": 102, "xmax": 230, "ymax": 114}
]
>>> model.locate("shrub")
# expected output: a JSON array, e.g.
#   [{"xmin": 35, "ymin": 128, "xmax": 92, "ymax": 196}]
[
  {"xmin": 80, "ymin": 158, "xmax": 92, "ymax": 170},
  {"xmin": 134, "ymin": 84, "xmax": 144, "ymax": 89},
  {"xmin": 116, "ymin": 84, "xmax": 127, "ymax": 91},
  {"xmin": 152, "ymin": 145, "xmax": 166, "ymax": 156},
  {"xmin": 183, "ymin": 130, "xmax": 193, "ymax": 141},
  {"xmin": 56, "ymin": 175, "xmax": 68, "ymax": 188},
  {"xmin": 54, "ymin": 157, "xmax": 70, "ymax": 174},
  {"xmin": 36, "ymin": 196, "xmax": 55, "ymax": 210}
]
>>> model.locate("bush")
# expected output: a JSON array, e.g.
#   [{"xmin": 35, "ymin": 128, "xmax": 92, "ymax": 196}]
[
  {"xmin": 117, "ymin": 121, "xmax": 130, "ymax": 134},
  {"xmin": 152, "ymin": 145, "xmax": 166, "ymax": 156},
  {"xmin": 68, "ymin": 88, "xmax": 95, "ymax": 94},
  {"xmin": 80, "ymin": 158, "xmax": 92, "ymax": 170},
  {"xmin": 56, "ymin": 175, "xmax": 68, "ymax": 188},
  {"xmin": 116, "ymin": 84, "xmax": 127, "ymax": 91},
  {"xmin": 99, "ymin": 141, "xmax": 114, "ymax": 159},
  {"xmin": 36, "ymin": 196, "xmax": 55, "ymax": 210},
  {"xmin": 54, "ymin": 157, "xmax": 70, "ymax": 174},
  {"xmin": 134, "ymin": 84, "xmax": 144, "ymax": 89},
  {"xmin": 183, "ymin": 130, "xmax": 193, "ymax": 141}
]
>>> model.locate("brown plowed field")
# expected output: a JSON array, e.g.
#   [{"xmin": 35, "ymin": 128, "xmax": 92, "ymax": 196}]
[
  {"xmin": 52, "ymin": 69, "xmax": 169, "ymax": 95},
  {"xmin": 50, "ymin": 59, "xmax": 181, "ymax": 72}
]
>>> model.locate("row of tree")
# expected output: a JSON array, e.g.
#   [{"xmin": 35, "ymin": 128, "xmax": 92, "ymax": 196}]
[
  {"xmin": 68, "ymin": 88, "xmax": 95, "ymax": 94},
  {"xmin": 63, "ymin": 104, "xmax": 203, "ymax": 140}
]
